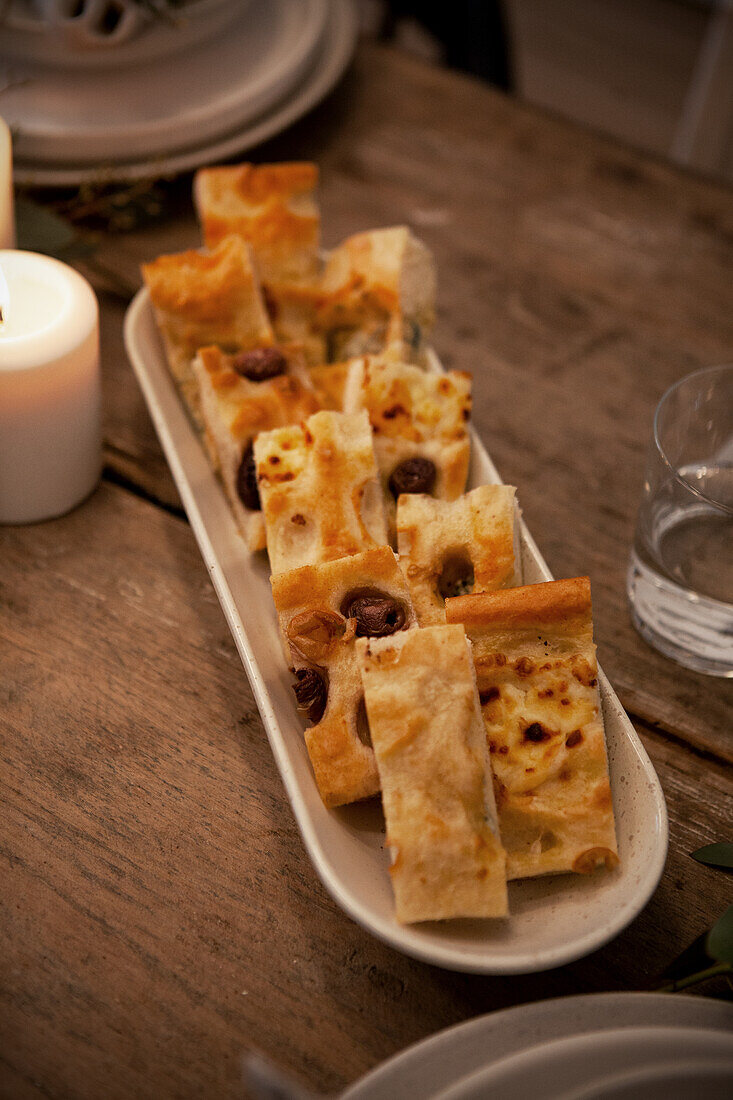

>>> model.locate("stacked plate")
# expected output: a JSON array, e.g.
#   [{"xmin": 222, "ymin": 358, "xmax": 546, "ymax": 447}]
[
  {"xmin": 343, "ymin": 994, "xmax": 733, "ymax": 1099},
  {"xmin": 1, "ymin": 0, "xmax": 358, "ymax": 185}
]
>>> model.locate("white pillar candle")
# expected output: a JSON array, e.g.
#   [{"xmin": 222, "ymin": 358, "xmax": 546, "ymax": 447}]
[
  {"xmin": 0, "ymin": 250, "xmax": 101, "ymax": 524},
  {"xmin": 0, "ymin": 118, "xmax": 16, "ymax": 250}
]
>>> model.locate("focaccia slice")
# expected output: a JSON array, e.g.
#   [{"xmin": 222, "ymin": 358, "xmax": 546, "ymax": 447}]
[
  {"xmin": 263, "ymin": 281, "xmax": 327, "ymax": 366},
  {"xmin": 397, "ymin": 485, "xmax": 522, "ymax": 625},
  {"xmin": 358, "ymin": 625, "xmax": 508, "ymax": 923},
  {"xmin": 193, "ymin": 161, "xmax": 320, "ymax": 283},
  {"xmin": 253, "ymin": 410, "xmax": 388, "ymax": 574},
  {"xmin": 271, "ymin": 546, "xmax": 417, "ymax": 807},
  {"xmin": 141, "ymin": 235, "xmax": 274, "ymax": 427},
  {"xmin": 307, "ymin": 361, "xmax": 351, "ymax": 411},
  {"xmin": 446, "ymin": 577, "xmax": 619, "ymax": 880},
  {"xmin": 193, "ymin": 345, "xmax": 320, "ymax": 551},
  {"xmin": 316, "ymin": 227, "xmax": 436, "ymax": 363},
  {"xmin": 344, "ymin": 357, "xmax": 472, "ymax": 536},
  {"xmin": 194, "ymin": 162, "xmax": 326, "ymax": 363}
]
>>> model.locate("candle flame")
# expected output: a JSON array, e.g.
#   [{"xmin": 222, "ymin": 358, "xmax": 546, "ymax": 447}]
[{"xmin": 0, "ymin": 262, "xmax": 8, "ymax": 329}]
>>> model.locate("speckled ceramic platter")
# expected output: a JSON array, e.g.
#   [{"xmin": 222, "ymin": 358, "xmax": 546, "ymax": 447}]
[{"xmin": 124, "ymin": 288, "xmax": 668, "ymax": 974}]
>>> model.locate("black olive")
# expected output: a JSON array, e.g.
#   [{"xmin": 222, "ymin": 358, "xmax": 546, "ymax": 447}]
[
  {"xmin": 232, "ymin": 347, "xmax": 287, "ymax": 382},
  {"xmin": 293, "ymin": 667, "xmax": 328, "ymax": 723},
  {"xmin": 388, "ymin": 456, "xmax": 436, "ymax": 498},
  {"xmin": 355, "ymin": 696, "xmax": 371, "ymax": 748},
  {"xmin": 236, "ymin": 442, "xmax": 261, "ymax": 511},
  {"xmin": 340, "ymin": 588, "xmax": 407, "ymax": 637}
]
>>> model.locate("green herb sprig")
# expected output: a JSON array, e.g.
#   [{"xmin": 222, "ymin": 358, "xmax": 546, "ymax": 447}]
[{"xmin": 658, "ymin": 842, "xmax": 733, "ymax": 994}]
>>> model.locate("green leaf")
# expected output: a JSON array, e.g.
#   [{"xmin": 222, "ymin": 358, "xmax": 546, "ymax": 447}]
[
  {"xmin": 707, "ymin": 905, "xmax": 733, "ymax": 965},
  {"xmin": 691, "ymin": 842, "xmax": 733, "ymax": 870},
  {"xmin": 658, "ymin": 930, "xmax": 712, "ymax": 983}
]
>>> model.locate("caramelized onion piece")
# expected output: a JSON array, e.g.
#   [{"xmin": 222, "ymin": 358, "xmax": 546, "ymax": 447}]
[
  {"xmin": 572, "ymin": 847, "xmax": 620, "ymax": 874},
  {"xmin": 287, "ymin": 609, "xmax": 348, "ymax": 662}
]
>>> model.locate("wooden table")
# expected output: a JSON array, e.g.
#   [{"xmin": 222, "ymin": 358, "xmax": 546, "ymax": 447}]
[{"xmin": 3, "ymin": 42, "xmax": 732, "ymax": 1099}]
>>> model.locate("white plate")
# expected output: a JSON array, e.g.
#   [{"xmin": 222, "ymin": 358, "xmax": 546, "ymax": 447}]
[
  {"xmin": 436, "ymin": 1028, "xmax": 733, "ymax": 1100},
  {"xmin": 124, "ymin": 288, "xmax": 668, "ymax": 974},
  {"xmin": 341, "ymin": 993, "xmax": 733, "ymax": 1099},
  {"xmin": 12, "ymin": 0, "xmax": 357, "ymax": 187},
  {"xmin": 3, "ymin": 0, "xmax": 329, "ymax": 163},
  {"xmin": 3, "ymin": 0, "xmax": 249, "ymax": 68}
]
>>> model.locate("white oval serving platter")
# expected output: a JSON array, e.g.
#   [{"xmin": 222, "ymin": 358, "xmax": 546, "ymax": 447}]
[{"xmin": 124, "ymin": 288, "xmax": 668, "ymax": 974}]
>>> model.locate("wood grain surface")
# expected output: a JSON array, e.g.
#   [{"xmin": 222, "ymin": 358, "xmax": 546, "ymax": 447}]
[
  {"xmin": 2, "ymin": 483, "xmax": 731, "ymax": 1098},
  {"xmin": 2, "ymin": 40, "xmax": 732, "ymax": 1100}
]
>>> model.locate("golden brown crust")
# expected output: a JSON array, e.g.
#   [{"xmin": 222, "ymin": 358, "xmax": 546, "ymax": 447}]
[
  {"xmin": 196, "ymin": 345, "xmax": 319, "ymax": 440},
  {"xmin": 345, "ymin": 357, "xmax": 472, "ymax": 537},
  {"xmin": 397, "ymin": 486, "xmax": 521, "ymax": 625},
  {"xmin": 193, "ymin": 162, "xmax": 320, "ymax": 283},
  {"xmin": 318, "ymin": 227, "xmax": 435, "ymax": 325},
  {"xmin": 141, "ymin": 236, "xmax": 274, "ymax": 427},
  {"xmin": 358, "ymin": 626, "xmax": 507, "ymax": 922},
  {"xmin": 315, "ymin": 227, "xmax": 436, "ymax": 363},
  {"xmin": 447, "ymin": 576, "xmax": 592, "ymax": 632},
  {"xmin": 271, "ymin": 547, "xmax": 417, "ymax": 807},
  {"xmin": 304, "ymin": 715, "xmax": 379, "ymax": 809},
  {"xmin": 307, "ymin": 361, "xmax": 352, "ymax": 410},
  {"xmin": 253, "ymin": 410, "xmax": 388, "ymax": 575},
  {"xmin": 271, "ymin": 545, "xmax": 412, "ymax": 615},
  {"xmin": 142, "ymin": 235, "xmax": 274, "ymax": 350},
  {"xmin": 446, "ymin": 578, "xmax": 618, "ymax": 880},
  {"xmin": 193, "ymin": 344, "xmax": 320, "ymax": 551}
]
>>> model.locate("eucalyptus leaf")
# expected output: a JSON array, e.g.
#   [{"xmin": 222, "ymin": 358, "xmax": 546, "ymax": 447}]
[
  {"xmin": 691, "ymin": 842, "xmax": 733, "ymax": 871},
  {"xmin": 706, "ymin": 905, "xmax": 733, "ymax": 965}
]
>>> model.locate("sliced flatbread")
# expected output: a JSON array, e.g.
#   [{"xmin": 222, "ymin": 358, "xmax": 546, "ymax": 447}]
[
  {"xmin": 446, "ymin": 577, "xmax": 619, "ymax": 880},
  {"xmin": 344, "ymin": 356, "xmax": 472, "ymax": 537},
  {"xmin": 316, "ymin": 227, "xmax": 436, "ymax": 363},
  {"xmin": 194, "ymin": 161, "xmax": 326, "ymax": 363},
  {"xmin": 141, "ymin": 235, "xmax": 274, "ymax": 428},
  {"xmin": 193, "ymin": 344, "xmax": 320, "ymax": 551},
  {"xmin": 254, "ymin": 409, "xmax": 389, "ymax": 575},
  {"xmin": 397, "ymin": 485, "xmax": 522, "ymax": 625},
  {"xmin": 271, "ymin": 546, "xmax": 417, "ymax": 807},
  {"xmin": 193, "ymin": 161, "xmax": 320, "ymax": 283},
  {"xmin": 358, "ymin": 624, "xmax": 508, "ymax": 922}
]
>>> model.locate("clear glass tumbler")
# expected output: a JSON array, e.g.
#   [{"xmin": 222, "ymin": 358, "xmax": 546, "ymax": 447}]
[{"xmin": 627, "ymin": 364, "xmax": 733, "ymax": 677}]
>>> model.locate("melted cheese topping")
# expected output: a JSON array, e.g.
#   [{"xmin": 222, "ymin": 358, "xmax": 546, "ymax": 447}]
[{"xmin": 446, "ymin": 579, "xmax": 618, "ymax": 879}]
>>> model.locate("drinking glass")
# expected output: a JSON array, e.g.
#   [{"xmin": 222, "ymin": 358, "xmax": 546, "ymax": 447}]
[{"xmin": 627, "ymin": 364, "xmax": 733, "ymax": 677}]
